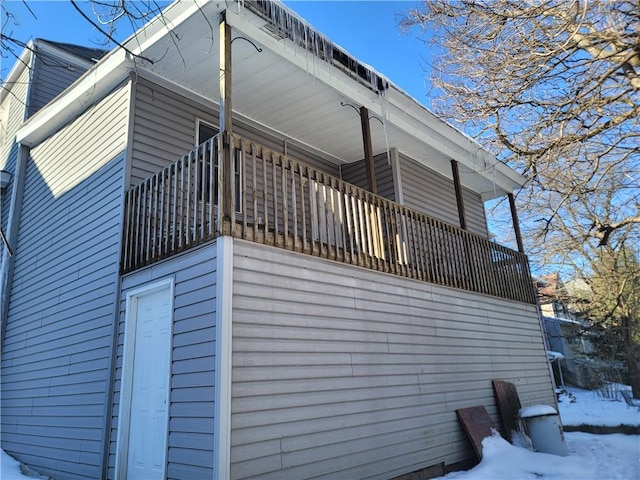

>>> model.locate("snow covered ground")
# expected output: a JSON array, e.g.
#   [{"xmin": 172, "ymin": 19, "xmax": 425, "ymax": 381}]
[
  {"xmin": 2, "ymin": 386, "xmax": 639, "ymax": 479},
  {"xmin": 558, "ymin": 385, "xmax": 640, "ymax": 427},
  {"xmin": 436, "ymin": 386, "xmax": 640, "ymax": 480}
]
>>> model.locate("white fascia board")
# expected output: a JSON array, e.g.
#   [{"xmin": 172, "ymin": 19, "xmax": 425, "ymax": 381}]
[
  {"xmin": 0, "ymin": 41, "xmax": 34, "ymax": 105},
  {"xmin": 386, "ymin": 88, "xmax": 527, "ymax": 192},
  {"xmin": 15, "ymin": 49, "xmax": 130, "ymax": 147},
  {"xmin": 385, "ymin": 105, "xmax": 521, "ymax": 195},
  {"xmin": 121, "ymin": 0, "xmax": 217, "ymax": 60}
]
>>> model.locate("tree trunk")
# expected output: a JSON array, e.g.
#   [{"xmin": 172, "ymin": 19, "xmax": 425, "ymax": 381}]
[{"xmin": 622, "ymin": 317, "xmax": 640, "ymax": 398}]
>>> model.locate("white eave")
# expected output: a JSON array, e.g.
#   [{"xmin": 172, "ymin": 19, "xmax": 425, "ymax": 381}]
[
  {"xmin": 15, "ymin": 48, "xmax": 130, "ymax": 147},
  {"xmin": 1, "ymin": 41, "xmax": 34, "ymax": 105},
  {"xmin": 15, "ymin": 0, "xmax": 208, "ymax": 148}
]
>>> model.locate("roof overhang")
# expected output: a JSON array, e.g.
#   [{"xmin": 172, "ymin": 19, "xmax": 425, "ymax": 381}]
[
  {"xmin": 16, "ymin": 48, "xmax": 130, "ymax": 147},
  {"xmin": 15, "ymin": 0, "xmax": 526, "ymax": 199},
  {"xmin": 1, "ymin": 40, "xmax": 35, "ymax": 106}
]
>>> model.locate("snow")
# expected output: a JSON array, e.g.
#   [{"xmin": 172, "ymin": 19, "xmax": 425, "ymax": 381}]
[
  {"xmin": 439, "ymin": 430, "xmax": 639, "ymax": 480},
  {"xmin": 1, "ymin": 450, "xmax": 25, "ymax": 480},
  {"xmin": 2, "ymin": 386, "xmax": 639, "ymax": 480},
  {"xmin": 558, "ymin": 385, "xmax": 640, "ymax": 427},
  {"xmin": 520, "ymin": 404, "xmax": 558, "ymax": 417},
  {"xmin": 546, "ymin": 350, "xmax": 565, "ymax": 361},
  {"xmin": 434, "ymin": 386, "xmax": 640, "ymax": 480}
]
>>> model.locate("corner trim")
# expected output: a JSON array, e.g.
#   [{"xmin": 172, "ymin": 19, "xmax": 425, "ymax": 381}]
[{"xmin": 214, "ymin": 236, "xmax": 233, "ymax": 479}]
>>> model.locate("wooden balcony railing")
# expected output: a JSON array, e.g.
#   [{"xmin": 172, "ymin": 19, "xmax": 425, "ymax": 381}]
[
  {"xmin": 121, "ymin": 137, "xmax": 218, "ymax": 271},
  {"xmin": 121, "ymin": 134, "xmax": 536, "ymax": 304}
]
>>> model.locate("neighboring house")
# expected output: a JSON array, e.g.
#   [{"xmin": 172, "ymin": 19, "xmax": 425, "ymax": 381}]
[
  {"xmin": 537, "ymin": 274, "xmax": 598, "ymax": 388},
  {"xmin": 1, "ymin": 2, "xmax": 555, "ymax": 479}
]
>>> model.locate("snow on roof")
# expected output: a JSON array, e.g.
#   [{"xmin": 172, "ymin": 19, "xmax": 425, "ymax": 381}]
[
  {"xmin": 543, "ymin": 315, "xmax": 583, "ymax": 325},
  {"xmin": 547, "ymin": 350, "xmax": 566, "ymax": 361}
]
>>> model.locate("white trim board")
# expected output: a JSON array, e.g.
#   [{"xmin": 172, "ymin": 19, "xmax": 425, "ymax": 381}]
[
  {"xmin": 115, "ymin": 277, "xmax": 175, "ymax": 480},
  {"xmin": 213, "ymin": 236, "xmax": 233, "ymax": 480}
]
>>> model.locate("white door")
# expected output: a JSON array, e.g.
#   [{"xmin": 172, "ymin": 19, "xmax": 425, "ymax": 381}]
[{"xmin": 124, "ymin": 285, "xmax": 172, "ymax": 479}]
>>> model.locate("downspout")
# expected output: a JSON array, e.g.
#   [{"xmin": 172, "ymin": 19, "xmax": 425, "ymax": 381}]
[{"xmin": 0, "ymin": 145, "xmax": 28, "ymax": 344}]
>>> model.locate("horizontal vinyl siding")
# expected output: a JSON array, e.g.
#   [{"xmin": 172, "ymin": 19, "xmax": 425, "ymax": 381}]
[
  {"xmin": 129, "ymin": 79, "xmax": 207, "ymax": 185},
  {"xmin": 462, "ymin": 188, "xmax": 488, "ymax": 236},
  {"xmin": 0, "ymin": 66, "xmax": 29, "ymax": 233},
  {"xmin": 28, "ymin": 48, "xmax": 91, "ymax": 116},
  {"xmin": 108, "ymin": 244, "xmax": 217, "ymax": 480},
  {"xmin": 399, "ymin": 153, "xmax": 488, "ymax": 237},
  {"xmin": 341, "ymin": 152, "xmax": 395, "ymax": 201},
  {"xmin": 1, "ymin": 86, "xmax": 129, "ymax": 480},
  {"xmin": 130, "ymin": 78, "xmax": 339, "ymax": 186},
  {"xmin": 230, "ymin": 240, "xmax": 554, "ymax": 479}
]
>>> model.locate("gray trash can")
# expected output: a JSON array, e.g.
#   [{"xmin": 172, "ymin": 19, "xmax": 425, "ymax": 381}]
[{"xmin": 519, "ymin": 405, "xmax": 569, "ymax": 456}]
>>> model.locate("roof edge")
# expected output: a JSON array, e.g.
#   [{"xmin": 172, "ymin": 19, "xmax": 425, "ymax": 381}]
[
  {"xmin": 16, "ymin": 49, "xmax": 130, "ymax": 147},
  {"xmin": 0, "ymin": 40, "xmax": 35, "ymax": 105}
]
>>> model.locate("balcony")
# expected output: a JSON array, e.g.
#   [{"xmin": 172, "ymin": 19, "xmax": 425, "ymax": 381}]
[{"xmin": 121, "ymin": 134, "xmax": 536, "ymax": 304}]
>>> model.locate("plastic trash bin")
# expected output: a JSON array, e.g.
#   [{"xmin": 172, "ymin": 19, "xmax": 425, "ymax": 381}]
[{"xmin": 519, "ymin": 405, "xmax": 569, "ymax": 456}]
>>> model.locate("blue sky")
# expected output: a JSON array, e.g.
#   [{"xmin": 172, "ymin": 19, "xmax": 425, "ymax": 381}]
[{"xmin": 2, "ymin": 0, "xmax": 430, "ymax": 103}]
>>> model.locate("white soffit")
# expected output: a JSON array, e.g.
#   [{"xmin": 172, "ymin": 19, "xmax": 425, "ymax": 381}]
[{"xmin": 225, "ymin": 6, "xmax": 525, "ymax": 196}]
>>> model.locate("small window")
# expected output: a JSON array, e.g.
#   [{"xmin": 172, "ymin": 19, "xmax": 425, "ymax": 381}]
[{"xmin": 196, "ymin": 120, "xmax": 218, "ymax": 146}]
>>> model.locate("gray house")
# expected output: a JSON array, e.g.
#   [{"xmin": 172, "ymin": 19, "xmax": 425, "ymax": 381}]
[{"xmin": 1, "ymin": 1, "xmax": 556, "ymax": 479}]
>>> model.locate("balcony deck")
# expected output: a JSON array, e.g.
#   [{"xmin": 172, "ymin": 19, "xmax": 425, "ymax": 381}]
[{"xmin": 121, "ymin": 134, "xmax": 536, "ymax": 304}]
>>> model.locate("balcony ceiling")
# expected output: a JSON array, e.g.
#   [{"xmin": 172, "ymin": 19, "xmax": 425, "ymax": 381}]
[
  {"xmin": 133, "ymin": 2, "xmax": 405, "ymax": 165},
  {"xmin": 20, "ymin": 0, "xmax": 523, "ymax": 200}
]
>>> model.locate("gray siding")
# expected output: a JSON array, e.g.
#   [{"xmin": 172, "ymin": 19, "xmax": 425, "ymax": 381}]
[
  {"xmin": 28, "ymin": 46, "xmax": 93, "ymax": 117},
  {"xmin": 399, "ymin": 153, "xmax": 488, "ymax": 237},
  {"xmin": 108, "ymin": 243, "xmax": 218, "ymax": 480},
  {"xmin": 462, "ymin": 188, "xmax": 488, "ymax": 237},
  {"xmin": 0, "ymin": 87, "xmax": 129, "ymax": 479},
  {"xmin": 0, "ymin": 65, "xmax": 30, "ymax": 233},
  {"xmin": 231, "ymin": 240, "xmax": 554, "ymax": 479},
  {"xmin": 130, "ymin": 78, "xmax": 339, "ymax": 186},
  {"xmin": 341, "ymin": 152, "xmax": 395, "ymax": 201},
  {"xmin": 2, "ymin": 43, "xmax": 93, "ymax": 225}
]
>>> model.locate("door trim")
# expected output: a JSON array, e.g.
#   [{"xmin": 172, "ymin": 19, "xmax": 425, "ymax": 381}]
[{"xmin": 115, "ymin": 277, "xmax": 174, "ymax": 480}]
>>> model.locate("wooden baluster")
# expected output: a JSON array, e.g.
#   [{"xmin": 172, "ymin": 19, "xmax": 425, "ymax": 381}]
[
  {"xmin": 261, "ymin": 147, "xmax": 268, "ymax": 244},
  {"xmin": 240, "ymin": 140, "xmax": 247, "ymax": 239},
  {"xmin": 208, "ymin": 138, "xmax": 215, "ymax": 238},
  {"xmin": 290, "ymin": 159, "xmax": 298, "ymax": 252},
  {"xmin": 299, "ymin": 163, "xmax": 307, "ymax": 253},
  {"xmin": 281, "ymin": 155, "xmax": 288, "ymax": 246},
  {"xmin": 271, "ymin": 152, "xmax": 278, "ymax": 244}
]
